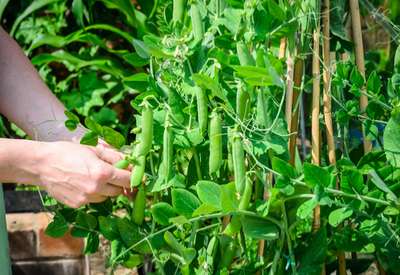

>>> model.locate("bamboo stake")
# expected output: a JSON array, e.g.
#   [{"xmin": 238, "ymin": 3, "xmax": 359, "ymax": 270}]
[
  {"xmin": 255, "ymin": 37, "xmax": 287, "ymax": 275},
  {"xmin": 289, "ymin": 42, "xmax": 303, "ymax": 167},
  {"xmin": 321, "ymin": 1, "xmax": 347, "ymax": 274},
  {"xmin": 349, "ymin": 0, "xmax": 373, "ymax": 154},
  {"xmin": 285, "ymin": 40, "xmax": 296, "ymax": 160}
]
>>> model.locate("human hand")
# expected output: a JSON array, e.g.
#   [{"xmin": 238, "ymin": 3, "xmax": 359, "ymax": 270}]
[{"xmin": 31, "ymin": 141, "xmax": 132, "ymax": 208}]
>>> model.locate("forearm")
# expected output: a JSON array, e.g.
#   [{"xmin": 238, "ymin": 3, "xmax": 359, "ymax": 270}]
[
  {"xmin": 0, "ymin": 26, "xmax": 86, "ymax": 142},
  {"xmin": 0, "ymin": 138, "xmax": 42, "ymax": 186}
]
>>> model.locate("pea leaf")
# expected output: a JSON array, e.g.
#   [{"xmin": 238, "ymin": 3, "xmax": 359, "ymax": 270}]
[
  {"xmin": 65, "ymin": 120, "xmax": 78, "ymax": 131},
  {"xmin": 298, "ymin": 227, "xmax": 327, "ymax": 275},
  {"xmin": 192, "ymin": 204, "xmax": 221, "ymax": 216},
  {"xmin": 197, "ymin": 181, "xmax": 221, "ymax": 208},
  {"xmin": 328, "ymin": 207, "xmax": 353, "ymax": 227},
  {"xmin": 172, "ymin": 188, "xmax": 201, "ymax": 219},
  {"xmin": 366, "ymin": 101, "xmax": 385, "ymax": 120},
  {"xmin": 132, "ymin": 39, "xmax": 150, "ymax": 59},
  {"xmin": 99, "ymin": 216, "xmax": 120, "ymax": 241},
  {"xmin": 341, "ymin": 167, "xmax": 364, "ymax": 194},
  {"xmin": 221, "ymin": 182, "xmax": 240, "ymax": 215},
  {"xmin": 334, "ymin": 227, "xmax": 375, "ymax": 253},
  {"xmin": 123, "ymin": 52, "xmax": 150, "ymax": 67},
  {"xmin": 65, "ymin": 110, "xmax": 80, "ymax": 123},
  {"xmin": 350, "ymin": 67, "xmax": 365, "ymax": 89},
  {"xmin": 362, "ymin": 120, "xmax": 379, "ymax": 141},
  {"xmin": 368, "ymin": 169, "xmax": 399, "ymax": 204},
  {"xmin": 122, "ymin": 73, "xmax": 150, "ymax": 90},
  {"xmin": 337, "ymin": 109, "xmax": 350, "ymax": 125},
  {"xmin": 193, "ymin": 73, "xmax": 216, "ymax": 90},
  {"xmin": 80, "ymin": 131, "xmax": 98, "ymax": 146},
  {"xmin": 83, "ymin": 232, "xmax": 100, "ymax": 254},
  {"xmin": 366, "ymin": 71, "xmax": 381, "ymax": 95},
  {"xmin": 336, "ymin": 62, "xmax": 348, "ymax": 79},
  {"xmin": 151, "ymin": 202, "xmax": 176, "ymax": 226},
  {"xmin": 85, "ymin": 117, "xmax": 103, "ymax": 136},
  {"xmin": 384, "ymin": 118, "xmax": 400, "ymax": 168},
  {"xmin": 268, "ymin": 0, "xmax": 286, "ymax": 22},
  {"xmin": 297, "ymin": 197, "xmax": 318, "ymax": 219},
  {"xmin": 102, "ymin": 126, "xmax": 125, "ymax": 149},
  {"xmin": 272, "ymin": 157, "xmax": 296, "ymax": 179},
  {"xmin": 45, "ymin": 220, "xmax": 69, "ymax": 238},
  {"xmin": 357, "ymin": 151, "xmax": 386, "ymax": 174},
  {"xmin": 241, "ymin": 216, "xmax": 279, "ymax": 240},
  {"xmin": 76, "ymin": 210, "xmax": 98, "ymax": 230},
  {"xmin": 303, "ymin": 162, "xmax": 331, "ymax": 188}
]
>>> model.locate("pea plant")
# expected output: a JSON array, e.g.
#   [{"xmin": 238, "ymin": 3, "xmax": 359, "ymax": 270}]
[{"xmin": 43, "ymin": 0, "xmax": 400, "ymax": 274}]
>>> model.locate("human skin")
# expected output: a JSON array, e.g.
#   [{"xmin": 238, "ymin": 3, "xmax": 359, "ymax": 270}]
[{"xmin": 0, "ymin": 26, "xmax": 136, "ymax": 207}]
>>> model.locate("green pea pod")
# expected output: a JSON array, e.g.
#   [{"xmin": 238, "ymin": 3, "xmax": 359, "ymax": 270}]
[
  {"xmin": 227, "ymin": 127, "xmax": 234, "ymax": 174},
  {"xmin": 215, "ymin": 238, "xmax": 238, "ymax": 273},
  {"xmin": 130, "ymin": 151, "xmax": 146, "ymax": 187},
  {"xmin": 209, "ymin": 110, "xmax": 222, "ymax": 174},
  {"xmin": 163, "ymin": 116, "xmax": 174, "ymax": 185},
  {"xmin": 132, "ymin": 183, "xmax": 146, "ymax": 226},
  {"xmin": 223, "ymin": 175, "xmax": 252, "ymax": 236},
  {"xmin": 112, "ymin": 158, "xmax": 130, "ymax": 170},
  {"xmin": 191, "ymin": 1, "xmax": 204, "ymax": 44},
  {"xmin": 173, "ymin": 0, "xmax": 187, "ymax": 23},
  {"xmin": 197, "ymin": 87, "xmax": 208, "ymax": 136},
  {"xmin": 137, "ymin": 100, "xmax": 153, "ymax": 156},
  {"xmin": 236, "ymin": 84, "xmax": 250, "ymax": 122},
  {"xmin": 130, "ymin": 127, "xmax": 142, "ymax": 134},
  {"xmin": 237, "ymin": 41, "xmax": 253, "ymax": 66},
  {"xmin": 233, "ymin": 127, "xmax": 246, "ymax": 196}
]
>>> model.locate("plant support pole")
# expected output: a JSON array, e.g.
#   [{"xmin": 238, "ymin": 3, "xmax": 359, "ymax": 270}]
[{"xmin": 0, "ymin": 184, "xmax": 12, "ymax": 275}]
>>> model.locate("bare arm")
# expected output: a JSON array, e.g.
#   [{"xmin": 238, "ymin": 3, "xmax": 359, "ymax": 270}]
[{"xmin": 0, "ymin": 26, "xmax": 86, "ymax": 142}]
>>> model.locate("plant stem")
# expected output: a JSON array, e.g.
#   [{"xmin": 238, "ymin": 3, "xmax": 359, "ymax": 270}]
[
  {"xmin": 192, "ymin": 146, "xmax": 203, "ymax": 180},
  {"xmin": 269, "ymin": 226, "xmax": 286, "ymax": 275},
  {"xmin": 189, "ymin": 221, "xmax": 198, "ymax": 248},
  {"xmin": 280, "ymin": 201, "xmax": 297, "ymax": 275}
]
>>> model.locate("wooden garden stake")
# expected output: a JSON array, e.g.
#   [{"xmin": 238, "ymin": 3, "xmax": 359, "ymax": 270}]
[
  {"xmin": 279, "ymin": 37, "xmax": 287, "ymax": 59},
  {"xmin": 321, "ymin": 1, "xmax": 347, "ymax": 274},
  {"xmin": 285, "ymin": 40, "xmax": 296, "ymax": 159},
  {"xmin": 289, "ymin": 42, "xmax": 303, "ymax": 167},
  {"xmin": 349, "ymin": 0, "xmax": 373, "ymax": 155}
]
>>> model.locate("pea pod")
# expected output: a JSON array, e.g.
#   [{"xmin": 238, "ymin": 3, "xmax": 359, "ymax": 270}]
[
  {"xmin": 236, "ymin": 84, "xmax": 250, "ymax": 122},
  {"xmin": 131, "ymin": 147, "xmax": 146, "ymax": 187},
  {"xmin": 233, "ymin": 126, "xmax": 246, "ymax": 195},
  {"xmin": 191, "ymin": 1, "xmax": 204, "ymax": 44},
  {"xmin": 227, "ymin": 127, "xmax": 234, "ymax": 174},
  {"xmin": 112, "ymin": 158, "xmax": 130, "ymax": 170},
  {"xmin": 196, "ymin": 87, "xmax": 208, "ymax": 136},
  {"xmin": 223, "ymin": 175, "xmax": 252, "ymax": 236},
  {"xmin": 209, "ymin": 110, "xmax": 222, "ymax": 174},
  {"xmin": 137, "ymin": 100, "xmax": 153, "ymax": 156},
  {"xmin": 132, "ymin": 183, "xmax": 146, "ymax": 226},
  {"xmin": 173, "ymin": 0, "xmax": 187, "ymax": 23},
  {"xmin": 163, "ymin": 115, "xmax": 174, "ymax": 185},
  {"xmin": 215, "ymin": 238, "xmax": 238, "ymax": 273},
  {"xmin": 237, "ymin": 41, "xmax": 253, "ymax": 66}
]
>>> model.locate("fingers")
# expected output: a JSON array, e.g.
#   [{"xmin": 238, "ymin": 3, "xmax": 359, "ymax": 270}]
[
  {"xmin": 123, "ymin": 187, "xmax": 138, "ymax": 202},
  {"xmin": 100, "ymin": 184, "xmax": 123, "ymax": 198}
]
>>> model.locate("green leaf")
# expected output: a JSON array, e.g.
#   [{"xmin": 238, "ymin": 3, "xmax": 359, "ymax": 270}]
[
  {"xmin": 83, "ymin": 232, "xmax": 100, "ymax": 254},
  {"xmin": 366, "ymin": 71, "xmax": 381, "ymax": 95},
  {"xmin": 122, "ymin": 254, "xmax": 145, "ymax": 269},
  {"xmin": 89, "ymin": 198, "xmax": 113, "ymax": 215},
  {"xmin": 221, "ymin": 182, "xmax": 240, "ymax": 215},
  {"xmin": 99, "ymin": 216, "xmax": 120, "ymax": 241},
  {"xmin": 172, "ymin": 188, "xmax": 201, "ymax": 219},
  {"xmin": 272, "ymin": 157, "xmax": 296, "ymax": 179},
  {"xmin": 336, "ymin": 62, "xmax": 348, "ymax": 79},
  {"xmin": 315, "ymin": 185, "xmax": 332, "ymax": 207},
  {"xmin": 241, "ymin": 216, "xmax": 279, "ymax": 240},
  {"xmin": 65, "ymin": 110, "xmax": 80, "ymax": 123},
  {"xmin": 384, "ymin": 118, "xmax": 400, "ymax": 168},
  {"xmin": 366, "ymin": 101, "xmax": 385, "ymax": 120},
  {"xmin": 70, "ymin": 226, "xmax": 90, "ymax": 238},
  {"xmin": 65, "ymin": 120, "xmax": 78, "ymax": 131},
  {"xmin": 357, "ymin": 151, "xmax": 386, "ymax": 174},
  {"xmin": 45, "ymin": 220, "xmax": 69, "ymax": 238},
  {"xmin": 346, "ymin": 100, "xmax": 359, "ymax": 116},
  {"xmin": 244, "ymin": 75, "xmax": 274, "ymax": 86},
  {"xmin": 274, "ymin": 176, "xmax": 295, "ymax": 195},
  {"xmin": 192, "ymin": 204, "xmax": 220, "ymax": 216},
  {"xmin": 164, "ymin": 231, "xmax": 182, "ymax": 255},
  {"xmin": 110, "ymin": 238, "xmax": 130, "ymax": 262},
  {"xmin": 197, "ymin": 181, "xmax": 221, "ymax": 208},
  {"xmin": 193, "ymin": 74, "xmax": 216, "ymax": 90},
  {"xmin": 43, "ymin": 194, "xmax": 57, "ymax": 206},
  {"xmin": 362, "ymin": 120, "xmax": 379, "ymax": 141},
  {"xmin": 123, "ymin": 52, "xmax": 150, "ymax": 67},
  {"xmin": 350, "ymin": 67, "xmax": 364, "ymax": 89},
  {"xmin": 337, "ymin": 109, "xmax": 350, "ymax": 125},
  {"xmin": 103, "ymin": 126, "xmax": 125, "ymax": 149},
  {"xmin": 151, "ymin": 202, "xmax": 176, "ymax": 226},
  {"xmin": 268, "ymin": 0, "xmax": 286, "ymax": 22},
  {"xmin": 80, "ymin": 131, "xmax": 98, "ymax": 146},
  {"xmin": 0, "ymin": 0, "xmax": 10, "ymax": 21},
  {"xmin": 132, "ymin": 39, "xmax": 150, "ymax": 59},
  {"xmin": 234, "ymin": 66, "xmax": 270, "ymax": 78},
  {"xmin": 303, "ymin": 162, "xmax": 331, "ymax": 188},
  {"xmin": 85, "ymin": 117, "xmax": 103, "ymax": 136},
  {"xmin": 368, "ymin": 169, "xmax": 399, "ymax": 204},
  {"xmin": 332, "ymin": 77, "xmax": 345, "ymax": 87},
  {"xmin": 328, "ymin": 207, "xmax": 353, "ymax": 227},
  {"xmin": 297, "ymin": 197, "xmax": 317, "ymax": 219},
  {"xmin": 209, "ymin": 83, "xmax": 228, "ymax": 101},
  {"xmin": 270, "ymin": 20, "xmax": 298, "ymax": 41},
  {"xmin": 334, "ymin": 227, "xmax": 375, "ymax": 253},
  {"xmin": 72, "ymin": 0, "xmax": 88, "ymax": 29},
  {"xmin": 298, "ymin": 227, "xmax": 327, "ymax": 275},
  {"xmin": 122, "ymin": 73, "xmax": 150, "ymax": 90},
  {"xmin": 341, "ymin": 167, "xmax": 364, "ymax": 194},
  {"xmin": 147, "ymin": 44, "xmax": 174, "ymax": 59},
  {"xmin": 169, "ymin": 216, "xmax": 191, "ymax": 225},
  {"xmin": 76, "ymin": 210, "xmax": 98, "ymax": 230}
]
